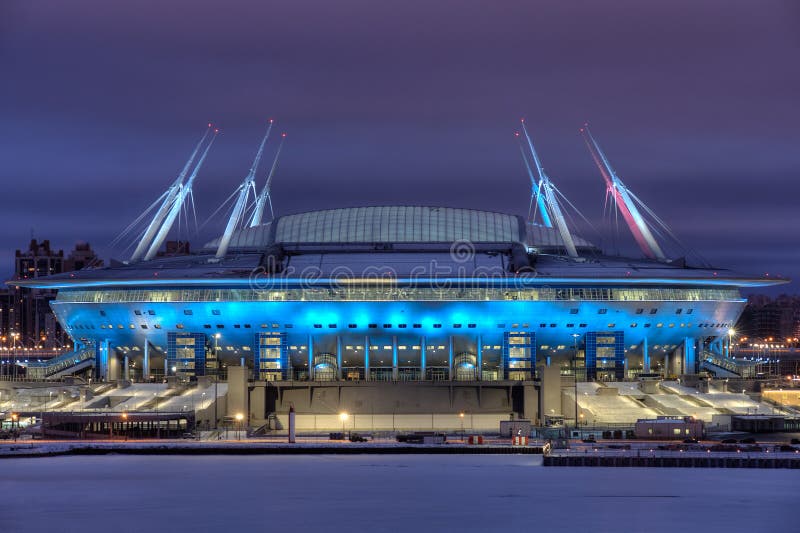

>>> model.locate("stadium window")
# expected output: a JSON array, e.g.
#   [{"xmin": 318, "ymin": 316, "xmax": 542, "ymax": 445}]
[
  {"xmin": 550, "ymin": 323, "xmax": 557, "ymax": 328},
  {"xmin": 212, "ymin": 309, "xmax": 221, "ymax": 315},
  {"xmin": 569, "ymin": 309, "xmax": 578, "ymax": 314},
  {"xmin": 261, "ymin": 324, "xmax": 269, "ymax": 328},
  {"xmin": 566, "ymin": 323, "xmax": 574, "ymax": 328},
  {"xmin": 140, "ymin": 324, "xmax": 148, "ymax": 329},
  {"xmin": 203, "ymin": 324, "xmax": 211, "ymax": 329},
  {"xmin": 313, "ymin": 324, "xmax": 322, "ymax": 329},
  {"xmin": 176, "ymin": 324, "xmax": 184, "ymax": 329},
  {"xmin": 216, "ymin": 324, "xmax": 224, "ymax": 329},
  {"xmin": 368, "ymin": 324, "xmax": 377, "ymax": 329},
  {"xmin": 607, "ymin": 323, "xmax": 616, "ymax": 328},
  {"xmin": 579, "ymin": 323, "xmax": 587, "ymax": 328},
  {"xmin": 539, "ymin": 323, "xmax": 547, "ymax": 328},
  {"xmin": 453, "ymin": 324, "xmax": 462, "ymax": 328},
  {"xmin": 635, "ymin": 308, "xmax": 644, "ymax": 314},
  {"xmin": 184, "ymin": 310, "xmax": 193, "ymax": 315},
  {"xmin": 598, "ymin": 309, "xmax": 607, "ymax": 314},
  {"xmin": 148, "ymin": 310, "xmax": 155, "ymax": 316},
  {"xmin": 668, "ymin": 323, "xmax": 675, "ymax": 328},
  {"xmin": 129, "ymin": 324, "xmax": 135, "ymax": 329},
  {"xmin": 153, "ymin": 324, "xmax": 161, "ymax": 329},
  {"xmin": 244, "ymin": 324, "xmax": 251, "ymax": 328},
  {"xmin": 630, "ymin": 323, "xmax": 637, "ymax": 327},
  {"xmin": 285, "ymin": 324, "xmax": 293, "ymax": 328},
  {"xmin": 134, "ymin": 310, "xmax": 142, "ymax": 316},
  {"xmin": 687, "ymin": 309, "xmax": 694, "ymax": 315},
  {"xmin": 328, "ymin": 324, "xmax": 337, "ymax": 329},
  {"xmin": 272, "ymin": 323, "xmax": 279, "ymax": 328},
  {"xmin": 433, "ymin": 324, "xmax": 442, "ymax": 328},
  {"xmin": 399, "ymin": 324, "xmax": 407, "ymax": 328},
  {"xmin": 676, "ymin": 308, "xmax": 683, "ymax": 314},
  {"xmin": 99, "ymin": 310, "xmax": 106, "ymax": 317},
  {"xmin": 348, "ymin": 323, "xmax": 357, "ymax": 328},
  {"xmin": 656, "ymin": 323, "xmax": 663, "ymax": 328},
  {"xmin": 468, "ymin": 324, "xmax": 476, "ymax": 328},
  {"xmin": 413, "ymin": 324, "xmax": 422, "ymax": 329},
  {"xmin": 497, "ymin": 323, "xmax": 506, "ymax": 328},
  {"xmin": 650, "ymin": 309, "xmax": 658, "ymax": 314},
  {"xmin": 644, "ymin": 324, "xmax": 651, "ymax": 328},
  {"xmin": 234, "ymin": 324, "xmax": 241, "ymax": 329},
  {"xmin": 383, "ymin": 324, "xmax": 392, "ymax": 328}
]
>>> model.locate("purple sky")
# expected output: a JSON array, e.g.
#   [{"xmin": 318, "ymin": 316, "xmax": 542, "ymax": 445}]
[{"xmin": 1, "ymin": 1, "xmax": 798, "ymax": 291}]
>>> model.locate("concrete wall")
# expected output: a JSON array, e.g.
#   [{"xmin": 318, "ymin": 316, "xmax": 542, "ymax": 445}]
[
  {"xmin": 247, "ymin": 381, "xmax": 535, "ymax": 432},
  {"xmin": 273, "ymin": 412, "xmax": 509, "ymax": 432},
  {"xmin": 226, "ymin": 366, "xmax": 249, "ymax": 419}
]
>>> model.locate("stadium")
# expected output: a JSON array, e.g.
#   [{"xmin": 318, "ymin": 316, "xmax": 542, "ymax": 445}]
[{"xmin": 4, "ymin": 123, "xmax": 788, "ymax": 434}]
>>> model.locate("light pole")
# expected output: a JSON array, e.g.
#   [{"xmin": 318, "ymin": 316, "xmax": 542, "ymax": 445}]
[
  {"xmin": 235, "ymin": 412, "xmax": 244, "ymax": 440},
  {"xmin": 459, "ymin": 412, "xmax": 465, "ymax": 441},
  {"xmin": 214, "ymin": 333, "xmax": 221, "ymax": 430},
  {"xmin": 11, "ymin": 333, "xmax": 19, "ymax": 380},
  {"xmin": 571, "ymin": 333, "xmax": 580, "ymax": 434},
  {"xmin": 339, "ymin": 412, "xmax": 349, "ymax": 436}
]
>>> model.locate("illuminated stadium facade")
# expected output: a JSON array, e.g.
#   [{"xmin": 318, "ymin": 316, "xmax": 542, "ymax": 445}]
[
  {"xmin": 17, "ymin": 205, "xmax": 780, "ymax": 382},
  {"xmin": 8, "ymin": 123, "xmax": 788, "ymax": 429}
]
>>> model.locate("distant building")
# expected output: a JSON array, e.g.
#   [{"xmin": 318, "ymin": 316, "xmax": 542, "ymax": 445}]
[
  {"xmin": 4, "ymin": 239, "xmax": 101, "ymax": 349},
  {"xmin": 156, "ymin": 240, "xmax": 190, "ymax": 258},
  {"xmin": 64, "ymin": 241, "xmax": 103, "ymax": 271},
  {"xmin": 634, "ymin": 416, "xmax": 704, "ymax": 440},
  {"xmin": 736, "ymin": 294, "xmax": 800, "ymax": 343}
]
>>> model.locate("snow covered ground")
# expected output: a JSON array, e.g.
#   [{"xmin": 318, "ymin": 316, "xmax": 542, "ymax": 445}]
[{"xmin": 0, "ymin": 455, "xmax": 795, "ymax": 533}]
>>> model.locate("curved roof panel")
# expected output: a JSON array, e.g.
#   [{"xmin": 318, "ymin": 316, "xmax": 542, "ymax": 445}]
[
  {"xmin": 202, "ymin": 206, "xmax": 597, "ymax": 251},
  {"xmin": 275, "ymin": 206, "xmax": 523, "ymax": 244}
]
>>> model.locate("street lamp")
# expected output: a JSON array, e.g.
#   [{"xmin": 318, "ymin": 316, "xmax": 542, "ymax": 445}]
[
  {"xmin": 571, "ymin": 333, "xmax": 581, "ymax": 433},
  {"xmin": 339, "ymin": 412, "xmax": 349, "ymax": 434},
  {"xmin": 459, "ymin": 412, "xmax": 465, "ymax": 441},
  {"xmin": 235, "ymin": 412, "xmax": 244, "ymax": 440},
  {"xmin": 214, "ymin": 333, "xmax": 221, "ymax": 430}
]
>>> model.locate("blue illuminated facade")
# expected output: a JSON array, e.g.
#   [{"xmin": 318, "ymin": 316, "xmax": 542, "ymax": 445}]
[{"xmin": 11, "ymin": 206, "xmax": 786, "ymax": 383}]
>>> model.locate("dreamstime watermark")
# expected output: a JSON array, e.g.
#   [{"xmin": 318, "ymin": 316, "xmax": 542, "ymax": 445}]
[{"xmin": 247, "ymin": 239, "xmax": 538, "ymax": 297}]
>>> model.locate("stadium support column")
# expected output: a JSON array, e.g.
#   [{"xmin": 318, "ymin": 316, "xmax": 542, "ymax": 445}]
[
  {"xmin": 364, "ymin": 336, "xmax": 370, "ymax": 381},
  {"xmin": 476, "ymin": 334, "xmax": 482, "ymax": 381},
  {"xmin": 683, "ymin": 337, "xmax": 696, "ymax": 375},
  {"xmin": 420, "ymin": 336, "xmax": 426, "ymax": 381},
  {"xmin": 123, "ymin": 354, "xmax": 130, "ymax": 381},
  {"xmin": 643, "ymin": 337, "xmax": 650, "ymax": 373},
  {"xmin": 308, "ymin": 335, "xmax": 314, "ymax": 380},
  {"xmin": 448, "ymin": 335, "xmax": 454, "ymax": 381},
  {"xmin": 336, "ymin": 336, "xmax": 343, "ymax": 380},
  {"xmin": 143, "ymin": 341, "xmax": 150, "ymax": 381},
  {"xmin": 392, "ymin": 335, "xmax": 398, "ymax": 381},
  {"xmin": 96, "ymin": 339, "xmax": 110, "ymax": 381}
]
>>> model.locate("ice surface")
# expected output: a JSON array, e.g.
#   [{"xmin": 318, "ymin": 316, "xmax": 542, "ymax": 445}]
[{"xmin": 0, "ymin": 455, "xmax": 796, "ymax": 533}]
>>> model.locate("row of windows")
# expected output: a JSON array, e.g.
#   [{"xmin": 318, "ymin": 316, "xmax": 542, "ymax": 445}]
[
  {"xmin": 58, "ymin": 287, "xmax": 743, "ymax": 304},
  {"xmin": 67, "ymin": 320, "xmax": 733, "ymax": 332}
]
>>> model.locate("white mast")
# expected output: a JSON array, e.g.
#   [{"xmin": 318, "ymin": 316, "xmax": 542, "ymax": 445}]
[
  {"xmin": 518, "ymin": 122, "xmax": 553, "ymax": 228},
  {"xmin": 250, "ymin": 132, "xmax": 286, "ymax": 227},
  {"xmin": 581, "ymin": 125, "xmax": 666, "ymax": 261},
  {"xmin": 130, "ymin": 125, "xmax": 211, "ymax": 262},
  {"xmin": 216, "ymin": 120, "xmax": 273, "ymax": 259},
  {"xmin": 520, "ymin": 122, "xmax": 578, "ymax": 258},
  {"xmin": 144, "ymin": 129, "xmax": 218, "ymax": 260}
]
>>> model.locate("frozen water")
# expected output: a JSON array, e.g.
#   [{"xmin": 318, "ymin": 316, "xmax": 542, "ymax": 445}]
[{"xmin": 0, "ymin": 455, "xmax": 796, "ymax": 533}]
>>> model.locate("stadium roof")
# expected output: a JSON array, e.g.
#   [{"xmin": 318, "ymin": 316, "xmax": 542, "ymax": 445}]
[{"xmin": 202, "ymin": 206, "xmax": 597, "ymax": 251}]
